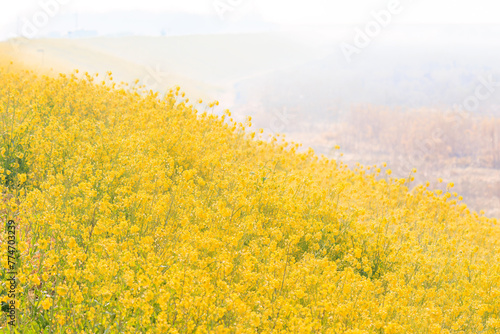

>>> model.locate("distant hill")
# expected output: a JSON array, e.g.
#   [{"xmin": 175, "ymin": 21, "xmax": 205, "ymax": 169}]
[
  {"xmin": 0, "ymin": 32, "xmax": 326, "ymax": 104},
  {"xmin": 0, "ymin": 10, "xmax": 277, "ymax": 40}
]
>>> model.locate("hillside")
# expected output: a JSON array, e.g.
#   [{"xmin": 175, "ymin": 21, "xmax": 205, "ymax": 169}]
[{"xmin": 0, "ymin": 59, "xmax": 499, "ymax": 333}]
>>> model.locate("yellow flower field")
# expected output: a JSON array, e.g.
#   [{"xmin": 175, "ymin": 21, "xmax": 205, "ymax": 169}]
[{"xmin": 0, "ymin": 62, "xmax": 499, "ymax": 333}]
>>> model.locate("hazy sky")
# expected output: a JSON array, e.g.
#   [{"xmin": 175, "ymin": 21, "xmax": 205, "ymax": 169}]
[
  {"xmin": 2, "ymin": 0, "xmax": 500, "ymax": 25},
  {"xmin": 0, "ymin": 0, "xmax": 500, "ymax": 40}
]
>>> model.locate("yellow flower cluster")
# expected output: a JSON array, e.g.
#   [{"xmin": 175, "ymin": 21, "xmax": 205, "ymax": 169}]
[{"xmin": 0, "ymin": 63, "xmax": 499, "ymax": 333}]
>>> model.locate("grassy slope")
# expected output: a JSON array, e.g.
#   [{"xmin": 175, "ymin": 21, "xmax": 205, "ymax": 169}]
[{"xmin": 0, "ymin": 55, "xmax": 499, "ymax": 333}]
